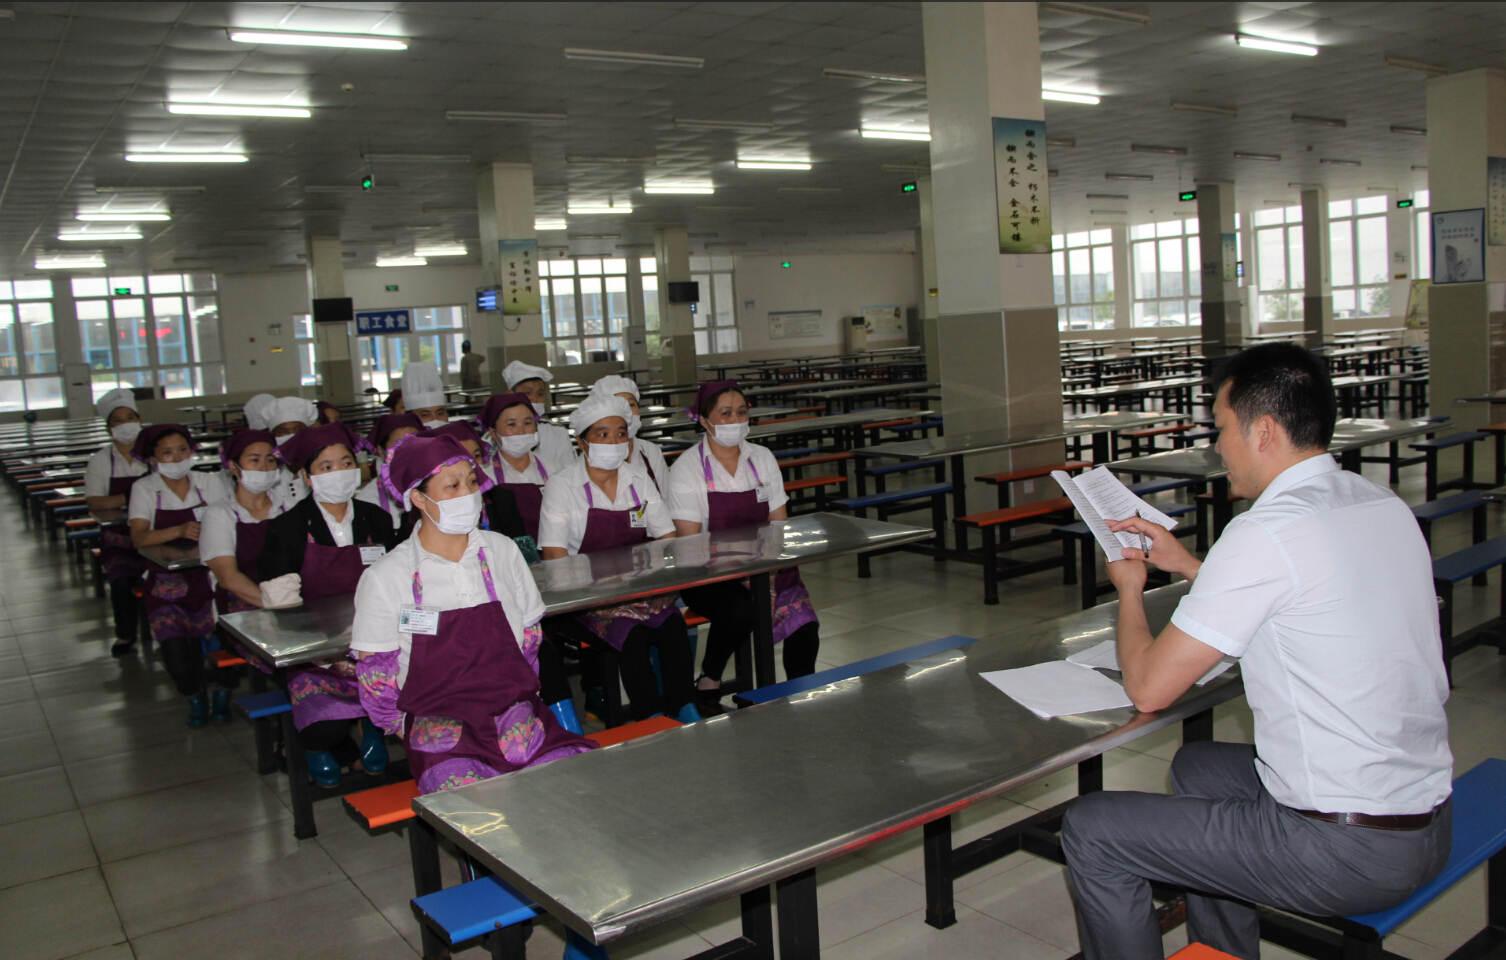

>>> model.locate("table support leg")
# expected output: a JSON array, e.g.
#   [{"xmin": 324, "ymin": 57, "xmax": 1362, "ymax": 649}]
[
  {"xmin": 251, "ymin": 670, "xmax": 276, "ymax": 775},
  {"xmin": 282, "ymin": 711, "xmax": 317, "ymax": 839},
  {"xmin": 409, "ymin": 818, "xmax": 447, "ymax": 960},
  {"xmin": 776, "ymin": 868, "xmax": 820, "ymax": 960},
  {"xmin": 1078, "ymin": 755, "xmax": 1102, "ymax": 795},
  {"xmin": 950, "ymin": 453, "xmax": 967, "ymax": 555},
  {"xmin": 750, "ymin": 572, "xmax": 776, "ymax": 689},
  {"xmin": 924, "ymin": 816, "xmax": 956, "ymax": 929},
  {"xmin": 1183, "ymin": 708, "xmax": 1214, "ymax": 743}
]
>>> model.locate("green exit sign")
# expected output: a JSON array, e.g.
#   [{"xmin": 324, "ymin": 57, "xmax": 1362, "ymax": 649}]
[
  {"xmin": 780, "ymin": 261, "xmax": 792, "ymax": 269},
  {"xmin": 901, "ymin": 181, "xmax": 917, "ymax": 194},
  {"xmin": 1397, "ymin": 198, "xmax": 1414, "ymax": 209},
  {"xmin": 1178, "ymin": 190, "xmax": 1197, "ymax": 202},
  {"xmin": 385, "ymin": 284, "xmax": 399, "ymax": 291},
  {"xmin": 113, "ymin": 287, "xmax": 131, "ymax": 295}
]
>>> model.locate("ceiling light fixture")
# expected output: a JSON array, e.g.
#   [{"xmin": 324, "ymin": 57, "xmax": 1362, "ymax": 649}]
[
  {"xmin": 860, "ymin": 127, "xmax": 931, "ymax": 141},
  {"xmin": 167, "ymin": 102, "xmax": 310, "ymax": 118},
  {"xmin": 363, "ymin": 153, "xmax": 471, "ymax": 162},
  {"xmin": 570, "ymin": 234, "xmax": 621, "ymax": 240},
  {"xmin": 444, "ymin": 110, "xmax": 566, "ymax": 123},
  {"xmin": 227, "ymin": 29, "xmax": 408, "ymax": 50},
  {"xmin": 1292, "ymin": 114, "xmax": 1346, "ymax": 128},
  {"xmin": 1042, "ymin": 89, "xmax": 1101, "ymax": 104},
  {"xmin": 1319, "ymin": 158, "xmax": 1361, "ymax": 166},
  {"xmin": 1234, "ymin": 151, "xmax": 1282, "ymax": 161},
  {"xmin": 1235, "ymin": 34, "xmax": 1318, "ymax": 56},
  {"xmin": 822, "ymin": 67, "xmax": 925, "ymax": 84},
  {"xmin": 36, "ymin": 255, "xmax": 106, "ymax": 268},
  {"xmin": 58, "ymin": 231, "xmax": 141, "ymax": 241},
  {"xmin": 696, "ymin": 205, "xmax": 754, "ymax": 211},
  {"xmin": 881, "ymin": 164, "xmax": 929, "ymax": 174},
  {"xmin": 1086, "ymin": 193, "xmax": 1129, "ymax": 199},
  {"xmin": 125, "ymin": 152, "xmax": 247, "ymax": 163},
  {"xmin": 1385, "ymin": 55, "xmax": 1448, "ymax": 76},
  {"xmin": 1105, "ymin": 172, "xmax": 1153, "ymax": 181},
  {"xmin": 643, "ymin": 183, "xmax": 715, "ymax": 194},
  {"xmin": 306, "ymin": 184, "xmax": 398, "ymax": 193},
  {"xmin": 95, "ymin": 185, "xmax": 204, "ymax": 194},
  {"xmin": 1046, "ymin": 137, "xmax": 1076, "ymax": 148},
  {"xmin": 375, "ymin": 256, "xmax": 427, "ymax": 267},
  {"xmin": 1040, "ymin": 2, "xmax": 1151, "ymax": 26},
  {"xmin": 737, "ymin": 160, "xmax": 811, "ymax": 170},
  {"xmin": 413, "ymin": 244, "xmax": 467, "ymax": 257},
  {"xmin": 1089, "ymin": 210, "xmax": 1127, "ymax": 215},
  {"xmin": 567, "ymin": 155, "xmax": 657, "ymax": 165},
  {"xmin": 1391, "ymin": 125, "xmax": 1427, "ymax": 136},
  {"xmin": 567, "ymin": 203, "xmax": 633, "ymax": 214},
  {"xmin": 1131, "ymin": 143, "xmax": 1187, "ymax": 155},
  {"xmin": 77, "ymin": 212, "xmax": 169, "ymax": 221},
  {"xmin": 564, "ymin": 47, "xmax": 703, "ymax": 68},
  {"xmin": 535, "ymin": 220, "xmax": 567, "ymax": 231},
  {"xmin": 1412, "ymin": 165, "xmax": 1428, "ymax": 172},
  {"xmin": 1172, "ymin": 101, "xmax": 1238, "ymax": 116},
  {"xmin": 673, "ymin": 118, "xmax": 774, "ymax": 131}
]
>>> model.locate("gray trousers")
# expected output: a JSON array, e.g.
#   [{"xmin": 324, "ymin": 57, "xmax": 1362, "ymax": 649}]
[{"xmin": 1060, "ymin": 741, "xmax": 1451, "ymax": 960}]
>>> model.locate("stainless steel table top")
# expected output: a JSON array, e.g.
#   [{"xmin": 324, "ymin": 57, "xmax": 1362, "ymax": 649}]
[
  {"xmin": 221, "ymin": 514, "xmax": 934, "ymax": 668},
  {"xmin": 1327, "ymin": 418, "xmax": 1442, "ymax": 451},
  {"xmin": 850, "ymin": 410, "xmax": 1182, "ymax": 462},
  {"xmin": 89, "ymin": 507, "xmax": 127, "ymax": 525},
  {"xmin": 787, "ymin": 382, "xmax": 937, "ymax": 401},
  {"xmin": 417, "ymin": 582, "xmax": 1241, "ymax": 945},
  {"xmin": 660, "ymin": 408, "xmax": 929, "ymax": 445},
  {"xmin": 138, "ymin": 541, "xmax": 203, "ymax": 570},
  {"xmin": 1107, "ymin": 445, "xmax": 1227, "ymax": 480}
]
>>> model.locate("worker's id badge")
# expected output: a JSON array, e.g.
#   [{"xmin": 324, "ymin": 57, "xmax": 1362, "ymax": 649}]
[
  {"xmin": 398, "ymin": 607, "xmax": 440, "ymax": 635},
  {"xmin": 755, "ymin": 483, "xmax": 772, "ymax": 503},
  {"xmin": 629, "ymin": 505, "xmax": 648, "ymax": 528},
  {"xmin": 359, "ymin": 544, "xmax": 387, "ymax": 565}
]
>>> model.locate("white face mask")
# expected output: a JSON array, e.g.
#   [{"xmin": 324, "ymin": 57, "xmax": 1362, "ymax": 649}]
[
  {"xmin": 497, "ymin": 432, "xmax": 538, "ymax": 458},
  {"xmin": 531, "ymin": 401, "xmax": 547, "ymax": 419},
  {"xmin": 156, "ymin": 458, "xmax": 194, "ymax": 479},
  {"xmin": 237, "ymin": 469, "xmax": 280, "ymax": 494},
  {"xmin": 421, "ymin": 490, "xmax": 481, "ymax": 536},
  {"xmin": 711, "ymin": 422, "xmax": 750, "ymax": 448},
  {"xmin": 627, "ymin": 414, "xmax": 641, "ymax": 439},
  {"xmin": 422, "ymin": 419, "xmax": 446, "ymax": 430},
  {"xmin": 309, "ymin": 467, "xmax": 360, "ymax": 504},
  {"xmin": 586, "ymin": 442, "xmax": 629, "ymax": 471},
  {"xmin": 110, "ymin": 422, "xmax": 142, "ymax": 445},
  {"xmin": 274, "ymin": 434, "xmax": 293, "ymax": 446}
]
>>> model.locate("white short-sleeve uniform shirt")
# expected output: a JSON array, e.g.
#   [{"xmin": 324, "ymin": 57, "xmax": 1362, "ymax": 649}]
[
  {"xmin": 127, "ymin": 471, "xmax": 227, "ymax": 525},
  {"xmin": 537, "ymin": 458, "xmax": 674, "ymax": 554},
  {"xmin": 199, "ymin": 487, "xmax": 294, "ymax": 562},
  {"xmin": 356, "ymin": 476, "xmax": 405, "ymax": 528},
  {"xmin": 666, "ymin": 438, "xmax": 787, "ymax": 526},
  {"xmin": 536, "ymin": 422, "xmax": 577, "ymax": 466},
  {"xmin": 83, "ymin": 445, "xmax": 147, "ymax": 497}
]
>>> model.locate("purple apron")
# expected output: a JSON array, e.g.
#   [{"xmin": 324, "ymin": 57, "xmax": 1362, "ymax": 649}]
[
  {"xmin": 101, "ymin": 467, "xmax": 144, "ymax": 582},
  {"xmin": 285, "ymin": 512, "xmax": 377, "ymax": 730},
  {"xmin": 634, "ymin": 444, "xmax": 660, "ymax": 491},
  {"xmin": 699, "ymin": 442, "xmax": 818, "ymax": 642},
  {"xmin": 143, "ymin": 489, "xmax": 216, "ymax": 641},
  {"xmin": 397, "ymin": 547, "xmax": 594, "ymax": 794},
  {"xmin": 575, "ymin": 480, "xmax": 677, "ymax": 651},
  {"xmin": 214, "ymin": 512, "xmax": 269, "ymax": 616},
  {"xmin": 496, "ymin": 452, "xmax": 548, "ymax": 540}
]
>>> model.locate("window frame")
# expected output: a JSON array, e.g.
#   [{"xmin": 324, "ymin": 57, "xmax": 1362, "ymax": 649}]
[
  {"xmin": 70, "ymin": 273, "xmax": 224, "ymax": 405},
  {"xmin": 689, "ymin": 256, "xmax": 738, "ymax": 355},
  {"xmin": 1252, "ymin": 207, "xmax": 1305, "ymax": 326},
  {"xmin": 1129, "ymin": 218, "xmax": 1202, "ymax": 328},
  {"xmin": 1327, "ymin": 197, "xmax": 1392, "ymax": 321},
  {"xmin": 1051, "ymin": 229, "xmax": 1116, "ymax": 331},
  {"xmin": 540, "ymin": 258, "xmax": 630, "ymax": 365}
]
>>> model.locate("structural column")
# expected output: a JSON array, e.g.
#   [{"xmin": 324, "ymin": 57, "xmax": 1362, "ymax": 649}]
[
  {"xmin": 655, "ymin": 225, "xmax": 699, "ymax": 388},
  {"xmin": 477, "ymin": 162, "xmax": 546, "ymax": 390},
  {"xmin": 1427, "ymin": 68, "xmax": 1506, "ymax": 429},
  {"xmin": 923, "ymin": 1, "xmax": 1062, "ymax": 475},
  {"xmin": 915, "ymin": 177, "xmax": 941, "ymax": 379},
  {"xmin": 1197, "ymin": 183, "xmax": 1242, "ymax": 355},
  {"xmin": 1300, "ymin": 187, "xmax": 1333, "ymax": 348},
  {"xmin": 306, "ymin": 235, "xmax": 355, "ymax": 405}
]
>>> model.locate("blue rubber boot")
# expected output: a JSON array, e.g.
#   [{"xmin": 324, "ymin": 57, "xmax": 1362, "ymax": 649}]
[
  {"xmin": 675, "ymin": 702, "xmax": 703, "ymax": 724},
  {"xmin": 306, "ymin": 750, "xmax": 342, "ymax": 787},
  {"xmin": 564, "ymin": 929, "xmax": 610, "ymax": 960},
  {"xmin": 186, "ymin": 691, "xmax": 208, "ymax": 729},
  {"xmin": 360, "ymin": 718, "xmax": 389, "ymax": 775},
  {"xmin": 583, "ymin": 688, "xmax": 606, "ymax": 722},
  {"xmin": 549, "ymin": 700, "xmax": 584, "ymax": 735},
  {"xmin": 210, "ymin": 688, "xmax": 232, "ymax": 725}
]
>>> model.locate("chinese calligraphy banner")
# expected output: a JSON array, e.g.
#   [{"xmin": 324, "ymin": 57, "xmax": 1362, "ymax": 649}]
[
  {"xmin": 1432, "ymin": 209, "xmax": 1485, "ymax": 284},
  {"xmin": 355, "ymin": 309, "xmax": 412, "ymax": 335},
  {"xmin": 498, "ymin": 239, "xmax": 541, "ymax": 315},
  {"xmin": 1488, "ymin": 157, "xmax": 1506, "ymax": 246},
  {"xmin": 992, "ymin": 117, "xmax": 1052, "ymax": 255}
]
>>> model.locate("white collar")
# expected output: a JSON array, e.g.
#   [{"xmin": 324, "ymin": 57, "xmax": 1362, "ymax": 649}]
[
  {"xmin": 412, "ymin": 523, "xmax": 483, "ymax": 566},
  {"xmin": 1254, "ymin": 453, "xmax": 1340, "ymax": 507}
]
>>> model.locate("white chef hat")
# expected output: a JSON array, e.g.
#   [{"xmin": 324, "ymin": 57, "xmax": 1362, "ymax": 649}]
[
  {"xmin": 503, "ymin": 360, "xmax": 553, "ymax": 391},
  {"xmin": 267, "ymin": 396, "xmax": 317, "ymax": 429},
  {"xmin": 400, "ymin": 360, "xmax": 446, "ymax": 410},
  {"xmin": 569, "ymin": 394, "xmax": 632, "ymax": 437},
  {"xmin": 96, "ymin": 387, "xmax": 137, "ymax": 422},
  {"xmin": 243, "ymin": 393, "xmax": 276, "ymax": 431},
  {"xmin": 589, "ymin": 374, "xmax": 639, "ymax": 402}
]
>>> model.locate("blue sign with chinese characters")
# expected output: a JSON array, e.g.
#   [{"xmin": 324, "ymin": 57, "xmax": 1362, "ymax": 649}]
[{"xmin": 355, "ymin": 309, "xmax": 412, "ymax": 335}]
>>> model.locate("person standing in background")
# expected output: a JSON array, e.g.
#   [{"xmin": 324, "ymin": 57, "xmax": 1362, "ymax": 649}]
[{"xmin": 459, "ymin": 340, "xmax": 485, "ymax": 390}]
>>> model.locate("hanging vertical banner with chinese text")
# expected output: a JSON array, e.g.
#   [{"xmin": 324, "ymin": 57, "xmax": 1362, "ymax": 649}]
[
  {"xmin": 498, "ymin": 240, "xmax": 540, "ymax": 315},
  {"xmin": 992, "ymin": 117, "xmax": 1052, "ymax": 254},
  {"xmin": 1487, "ymin": 157, "xmax": 1506, "ymax": 246}
]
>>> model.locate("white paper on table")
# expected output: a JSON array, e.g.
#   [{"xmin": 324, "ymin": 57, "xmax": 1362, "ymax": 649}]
[
  {"xmin": 979, "ymin": 660, "xmax": 1134, "ymax": 719},
  {"xmin": 1066, "ymin": 639, "xmax": 1236, "ymax": 686}
]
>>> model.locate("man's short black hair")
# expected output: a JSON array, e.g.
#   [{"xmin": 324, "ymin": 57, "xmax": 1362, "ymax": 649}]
[{"xmin": 1211, "ymin": 343, "xmax": 1336, "ymax": 450}]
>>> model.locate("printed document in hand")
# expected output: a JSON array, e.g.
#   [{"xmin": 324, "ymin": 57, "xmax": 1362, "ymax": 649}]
[
  {"xmin": 1066, "ymin": 639, "xmax": 1236, "ymax": 686},
  {"xmin": 1051, "ymin": 465, "xmax": 1178, "ymax": 561},
  {"xmin": 979, "ymin": 660, "xmax": 1134, "ymax": 719}
]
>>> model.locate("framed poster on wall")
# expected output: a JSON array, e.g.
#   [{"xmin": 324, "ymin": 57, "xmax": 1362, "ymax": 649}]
[
  {"xmin": 862, "ymin": 305, "xmax": 905, "ymax": 338},
  {"xmin": 768, "ymin": 310, "xmax": 822, "ymax": 339},
  {"xmin": 992, "ymin": 117, "xmax": 1052, "ymax": 254},
  {"xmin": 1432, "ymin": 209, "xmax": 1485, "ymax": 284}
]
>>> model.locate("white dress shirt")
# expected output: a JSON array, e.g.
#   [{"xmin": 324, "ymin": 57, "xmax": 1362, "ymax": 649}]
[
  {"xmin": 83, "ymin": 444, "xmax": 147, "ymax": 497},
  {"xmin": 537, "ymin": 422, "xmax": 577, "ymax": 465},
  {"xmin": 666, "ymin": 438, "xmax": 788, "ymax": 525},
  {"xmin": 1170, "ymin": 454, "xmax": 1452, "ymax": 815},
  {"xmin": 537, "ymin": 458, "xmax": 675, "ymax": 554},
  {"xmin": 127, "ymin": 471, "xmax": 226, "ymax": 524},
  {"xmin": 200, "ymin": 487, "xmax": 294, "ymax": 562},
  {"xmin": 316, "ymin": 501, "xmax": 355, "ymax": 547},
  {"xmin": 630, "ymin": 437, "xmax": 670, "ymax": 491},
  {"xmin": 493, "ymin": 451, "xmax": 557, "ymax": 487},
  {"xmin": 350, "ymin": 527, "xmax": 545, "ymax": 685}
]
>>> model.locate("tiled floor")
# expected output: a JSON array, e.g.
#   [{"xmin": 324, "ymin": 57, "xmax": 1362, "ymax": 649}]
[{"xmin": 1, "ymin": 450, "xmax": 1502, "ymax": 960}]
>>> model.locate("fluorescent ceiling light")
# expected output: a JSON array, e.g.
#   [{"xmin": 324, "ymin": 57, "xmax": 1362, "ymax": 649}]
[
  {"xmin": 1086, "ymin": 193, "xmax": 1129, "ymax": 199},
  {"xmin": 375, "ymin": 257, "xmax": 427, "ymax": 267},
  {"xmin": 95, "ymin": 185, "xmax": 204, "ymax": 194},
  {"xmin": 1235, "ymin": 34, "xmax": 1318, "ymax": 56},
  {"xmin": 643, "ymin": 184, "xmax": 715, "ymax": 194},
  {"xmin": 1089, "ymin": 210, "xmax": 1127, "ymax": 215},
  {"xmin": 59, "ymin": 232, "xmax": 141, "ymax": 241},
  {"xmin": 779, "ymin": 187, "xmax": 841, "ymax": 194},
  {"xmin": 737, "ymin": 160, "xmax": 811, "ymax": 170},
  {"xmin": 1105, "ymin": 172, "xmax": 1153, "ymax": 181},
  {"xmin": 673, "ymin": 118, "xmax": 774, "ymax": 131},
  {"xmin": 413, "ymin": 244, "xmax": 467, "ymax": 257},
  {"xmin": 1391, "ymin": 125, "xmax": 1427, "ymax": 136},
  {"xmin": 861, "ymin": 128, "xmax": 931, "ymax": 141},
  {"xmin": 1172, "ymin": 101, "xmax": 1237, "ymax": 116},
  {"xmin": 1292, "ymin": 114, "xmax": 1346, "ymax": 128},
  {"xmin": 1040, "ymin": 2, "xmax": 1151, "ymax": 26},
  {"xmin": 167, "ymin": 103, "xmax": 310, "ymax": 118},
  {"xmin": 36, "ymin": 256, "xmax": 104, "ymax": 269},
  {"xmin": 227, "ymin": 29, "xmax": 408, "ymax": 50},
  {"xmin": 881, "ymin": 164, "xmax": 929, "ymax": 174},
  {"xmin": 1046, "ymin": 137, "xmax": 1076, "ymax": 148},
  {"xmin": 1234, "ymin": 151, "xmax": 1282, "ymax": 161},
  {"xmin": 126, "ymin": 153, "xmax": 247, "ymax": 163},
  {"xmin": 564, "ymin": 47, "xmax": 702, "ymax": 68},
  {"xmin": 567, "ymin": 156, "xmax": 657, "ymax": 165},
  {"xmin": 535, "ymin": 220, "xmax": 567, "ymax": 231},
  {"xmin": 444, "ymin": 110, "xmax": 566, "ymax": 124},
  {"xmin": 364, "ymin": 153, "xmax": 470, "ymax": 162},
  {"xmin": 1412, "ymin": 165, "xmax": 1428, "ymax": 172},
  {"xmin": 1131, "ymin": 143, "xmax": 1186, "ymax": 155},
  {"xmin": 1386, "ymin": 55, "xmax": 1448, "ymax": 76},
  {"xmin": 822, "ymin": 67, "xmax": 926, "ymax": 84},
  {"xmin": 1319, "ymin": 158, "xmax": 1362, "ymax": 166},
  {"xmin": 567, "ymin": 203, "xmax": 633, "ymax": 214},
  {"xmin": 1042, "ymin": 89, "xmax": 1100, "ymax": 104},
  {"xmin": 77, "ymin": 212, "xmax": 169, "ymax": 221}
]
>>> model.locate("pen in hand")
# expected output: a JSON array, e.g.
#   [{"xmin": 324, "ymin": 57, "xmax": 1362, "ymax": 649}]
[{"xmin": 1136, "ymin": 509, "xmax": 1148, "ymax": 556}]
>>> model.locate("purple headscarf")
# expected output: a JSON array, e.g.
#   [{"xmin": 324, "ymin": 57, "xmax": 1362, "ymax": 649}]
[
  {"xmin": 480, "ymin": 392, "xmax": 536, "ymax": 433},
  {"xmin": 131, "ymin": 423, "xmax": 197, "ymax": 463},
  {"xmin": 275, "ymin": 422, "xmax": 360, "ymax": 470},
  {"xmin": 690, "ymin": 379, "xmax": 742, "ymax": 422},
  {"xmin": 363, "ymin": 413, "xmax": 423, "ymax": 454},
  {"xmin": 315, "ymin": 399, "xmax": 341, "ymax": 424},
  {"xmin": 425, "ymin": 420, "xmax": 484, "ymax": 451},
  {"xmin": 380, "ymin": 433, "xmax": 493, "ymax": 505},
  {"xmin": 219, "ymin": 429, "xmax": 276, "ymax": 469}
]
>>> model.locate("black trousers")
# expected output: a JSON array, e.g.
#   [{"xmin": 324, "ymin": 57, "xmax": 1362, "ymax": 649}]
[
  {"xmin": 619, "ymin": 614, "xmax": 694, "ymax": 720},
  {"xmin": 109, "ymin": 577, "xmax": 138, "ymax": 642},
  {"xmin": 535, "ymin": 635, "xmax": 573, "ymax": 706},
  {"xmin": 680, "ymin": 580, "xmax": 820, "ymax": 682},
  {"xmin": 159, "ymin": 636, "xmax": 237, "ymax": 696},
  {"xmin": 299, "ymin": 718, "xmax": 361, "ymax": 767}
]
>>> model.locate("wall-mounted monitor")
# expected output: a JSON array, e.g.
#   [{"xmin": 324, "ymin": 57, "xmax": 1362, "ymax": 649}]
[
  {"xmin": 667, "ymin": 281, "xmax": 700, "ymax": 304},
  {"xmin": 476, "ymin": 286, "xmax": 501, "ymax": 313},
  {"xmin": 311, "ymin": 297, "xmax": 354, "ymax": 323}
]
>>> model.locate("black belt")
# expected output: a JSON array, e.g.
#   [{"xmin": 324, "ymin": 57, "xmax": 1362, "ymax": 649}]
[{"xmin": 1292, "ymin": 800, "xmax": 1447, "ymax": 831}]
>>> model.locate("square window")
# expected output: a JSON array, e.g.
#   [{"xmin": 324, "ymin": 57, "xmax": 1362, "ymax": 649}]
[{"xmin": 639, "ymin": 257, "xmax": 657, "ymax": 275}]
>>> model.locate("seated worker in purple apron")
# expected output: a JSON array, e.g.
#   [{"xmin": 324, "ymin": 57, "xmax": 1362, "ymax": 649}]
[
  {"xmin": 84, "ymin": 388, "xmax": 150, "ymax": 657},
  {"xmin": 127, "ymin": 424, "xmax": 231, "ymax": 727},
  {"xmin": 350, "ymin": 434, "xmax": 596, "ymax": 795},
  {"xmin": 480, "ymin": 392, "xmax": 559, "ymax": 542},
  {"xmin": 258, "ymin": 423, "xmax": 400, "ymax": 787},
  {"xmin": 315, "ymin": 399, "xmax": 342, "ymax": 424},
  {"xmin": 590, "ymin": 374, "xmax": 670, "ymax": 492},
  {"xmin": 398, "ymin": 359, "xmax": 449, "ymax": 428},
  {"xmin": 356, "ymin": 412, "xmax": 423, "ymax": 529},
  {"xmin": 264, "ymin": 395, "xmax": 318, "ymax": 503},
  {"xmin": 501, "ymin": 359, "xmax": 577, "ymax": 464},
  {"xmin": 667, "ymin": 380, "xmax": 821, "ymax": 709},
  {"xmin": 538, "ymin": 395, "xmax": 701, "ymax": 724},
  {"xmin": 200, "ymin": 429, "xmax": 294, "ymax": 616},
  {"xmin": 422, "ymin": 419, "xmax": 539, "ymax": 558}
]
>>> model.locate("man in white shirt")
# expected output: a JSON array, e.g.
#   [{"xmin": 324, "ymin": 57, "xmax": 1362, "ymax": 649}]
[{"xmin": 1061, "ymin": 343, "xmax": 1452, "ymax": 960}]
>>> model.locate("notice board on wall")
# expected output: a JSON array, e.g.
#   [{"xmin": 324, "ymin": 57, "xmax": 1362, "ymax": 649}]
[
  {"xmin": 768, "ymin": 310, "xmax": 823, "ymax": 339},
  {"xmin": 862, "ymin": 305, "xmax": 905, "ymax": 339}
]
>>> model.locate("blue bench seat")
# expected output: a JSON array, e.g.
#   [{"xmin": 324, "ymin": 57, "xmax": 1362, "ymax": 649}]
[
  {"xmin": 1410, "ymin": 431, "xmax": 1492, "ymax": 501},
  {"xmin": 833, "ymin": 482, "xmax": 953, "ymax": 577},
  {"xmin": 735, "ymin": 635, "xmax": 982, "ymax": 707},
  {"xmin": 235, "ymin": 690, "xmax": 292, "ymax": 718},
  {"xmin": 1432, "ymin": 534, "xmax": 1506, "ymax": 681},
  {"xmin": 411, "ymin": 875, "xmax": 540, "ymax": 951}
]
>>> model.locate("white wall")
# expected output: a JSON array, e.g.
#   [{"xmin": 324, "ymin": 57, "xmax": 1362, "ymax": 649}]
[{"xmin": 730, "ymin": 253, "xmax": 917, "ymax": 360}]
